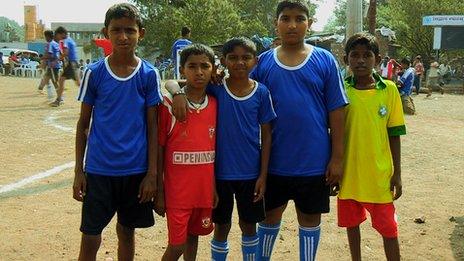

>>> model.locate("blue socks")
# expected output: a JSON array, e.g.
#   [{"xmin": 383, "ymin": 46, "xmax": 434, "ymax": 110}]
[
  {"xmin": 257, "ymin": 222, "xmax": 281, "ymax": 260},
  {"xmin": 242, "ymin": 235, "xmax": 259, "ymax": 261},
  {"xmin": 299, "ymin": 225, "xmax": 321, "ymax": 261},
  {"xmin": 211, "ymin": 239, "xmax": 228, "ymax": 261}
]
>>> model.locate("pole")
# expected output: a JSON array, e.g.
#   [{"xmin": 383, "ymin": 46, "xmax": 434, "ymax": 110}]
[{"xmin": 346, "ymin": 0, "xmax": 363, "ymax": 39}]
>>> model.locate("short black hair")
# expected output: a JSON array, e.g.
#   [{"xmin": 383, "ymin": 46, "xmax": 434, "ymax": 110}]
[
  {"xmin": 179, "ymin": 43, "xmax": 215, "ymax": 67},
  {"xmin": 55, "ymin": 26, "xmax": 67, "ymax": 35},
  {"xmin": 104, "ymin": 3, "xmax": 143, "ymax": 29},
  {"xmin": 181, "ymin": 26, "xmax": 191, "ymax": 37},
  {"xmin": 401, "ymin": 57, "xmax": 411, "ymax": 66},
  {"xmin": 43, "ymin": 30, "xmax": 53, "ymax": 39},
  {"xmin": 276, "ymin": 0, "xmax": 310, "ymax": 18},
  {"xmin": 222, "ymin": 37, "xmax": 257, "ymax": 57},
  {"xmin": 345, "ymin": 32, "xmax": 380, "ymax": 56}
]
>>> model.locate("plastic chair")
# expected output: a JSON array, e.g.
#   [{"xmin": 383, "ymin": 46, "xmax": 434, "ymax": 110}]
[{"xmin": 23, "ymin": 61, "xmax": 40, "ymax": 77}]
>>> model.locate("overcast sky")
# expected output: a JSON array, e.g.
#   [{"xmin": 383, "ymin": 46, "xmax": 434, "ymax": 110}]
[{"xmin": 1, "ymin": 0, "xmax": 336, "ymax": 31}]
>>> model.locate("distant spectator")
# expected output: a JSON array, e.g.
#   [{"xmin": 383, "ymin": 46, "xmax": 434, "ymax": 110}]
[
  {"xmin": 171, "ymin": 26, "xmax": 192, "ymax": 79},
  {"xmin": 426, "ymin": 60, "xmax": 444, "ymax": 97},
  {"xmin": 398, "ymin": 57, "xmax": 415, "ymax": 114},
  {"xmin": 413, "ymin": 55, "xmax": 424, "ymax": 95},
  {"xmin": 0, "ymin": 51, "xmax": 3, "ymax": 67}
]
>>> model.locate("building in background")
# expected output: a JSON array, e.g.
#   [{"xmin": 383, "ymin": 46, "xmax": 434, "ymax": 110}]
[{"xmin": 24, "ymin": 5, "xmax": 45, "ymax": 42}]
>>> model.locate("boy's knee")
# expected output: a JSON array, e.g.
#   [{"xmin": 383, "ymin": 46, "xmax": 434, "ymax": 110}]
[
  {"xmin": 238, "ymin": 220, "xmax": 256, "ymax": 236},
  {"xmin": 116, "ymin": 223, "xmax": 135, "ymax": 238}
]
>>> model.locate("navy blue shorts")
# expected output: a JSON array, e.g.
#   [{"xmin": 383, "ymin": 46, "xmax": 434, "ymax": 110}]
[
  {"xmin": 264, "ymin": 174, "xmax": 330, "ymax": 214},
  {"xmin": 80, "ymin": 173, "xmax": 154, "ymax": 235}
]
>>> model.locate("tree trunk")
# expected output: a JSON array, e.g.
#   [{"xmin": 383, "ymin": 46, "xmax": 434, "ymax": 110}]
[{"xmin": 367, "ymin": 0, "xmax": 377, "ymax": 34}]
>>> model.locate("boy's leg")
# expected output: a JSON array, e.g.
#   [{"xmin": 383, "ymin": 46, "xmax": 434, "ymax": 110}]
[
  {"xmin": 79, "ymin": 174, "xmax": 118, "ymax": 261},
  {"xmin": 240, "ymin": 221, "xmax": 259, "ymax": 261},
  {"xmin": 211, "ymin": 223, "xmax": 231, "ymax": 261},
  {"xmin": 294, "ymin": 175, "xmax": 330, "ymax": 261},
  {"xmin": 235, "ymin": 179, "xmax": 265, "ymax": 261},
  {"xmin": 184, "ymin": 234, "xmax": 199, "ymax": 261},
  {"xmin": 257, "ymin": 174, "xmax": 290, "ymax": 261},
  {"xmin": 383, "ymin": 237, "xmax": 400, "ymax": 261},
  {"xmin": 347, "ymin": 226, "xmax": 361, "ymax": 261},
  {"xmin": 79, "ymin": 234, "xmax": 101, "ymax": 261},
  {"xmin": 162, "ymin": 244, "xmax": 185, "ymax": 261},
  {"xmin": 211, "ymin": 180, "xmax": 234, "ymax": 261},
  {"xmin": 116, "ymin": 223, "xmax": 135, "ymax": 261},
  {"xmin": 366, "ymin": 203, "xmax": 400, "ymax": 261}
]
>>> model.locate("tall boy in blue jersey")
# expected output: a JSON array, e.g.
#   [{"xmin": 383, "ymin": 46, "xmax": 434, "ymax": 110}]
[
  {"xmin": 208, "ymin": 37, "xmax": 276, "ymax": 261},
  {"xmin": 397, "ymin": 57, "xmax": 415, "ymax": 115},
  {"xmin": 73, "ymin": 4, "xmax": 162, "ymax": 260},
  {"xmin": 250, "ymin": 1, "xmax": 348, "ymax": 260}
]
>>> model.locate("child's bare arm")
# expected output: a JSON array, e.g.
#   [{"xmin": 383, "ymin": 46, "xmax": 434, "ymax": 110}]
[
  {"xmin": 326, "ymin": 107, "xmax": 345, "ymax": 185},
  {"xmin": 254, "ymin": 123, "xmax": 272, "ymax": 202},
  {"xmin": 73, "ymin": 103, "xmax": 92, "ymax": 201},
  {"xmin": 389, "ymin": 136, "xmax": 402, "ymax": 200},
  {"xmin": 154, "ymin": 145, "xmax": 166, "ymax": 217},
  {"xmin": 138, "ymin": 106, "xmax": 158, "ymax": 203},
  {"xmin": 165, "ymin": 80, "xmax": 188, "ymax": 121}
]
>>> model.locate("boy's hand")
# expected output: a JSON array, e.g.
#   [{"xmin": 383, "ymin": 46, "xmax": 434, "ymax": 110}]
[
  {"xmin": 172, "ymin": 95, "xmax": 188, "ymax": 122},
  {"xmin": 138, "ymin": 174, "xmax": 157, "ymax": 203},
  {"xmin": 253, "ymin": 176, "xmax": 266, "ymax": 202},
  {"xmin": 210, "ymin": 68, "xmax": 225, "ymax": 85},
  {"xmin": 390, "ymin": 174, "xmax": 402, "ymax": 200},
  {"xmin": 325, "ymin": 158, "xmax": 343, "ymax": 185},
  {"xmin": 329, "ymin": 184, "xmax": 339, "ymax": 196},
  {"xmin": 153, "ymin": 190, "xmax": 166, "ymax": 217},
  {"xmin": 72, "ymin": 168, "xmax": 86, "ymax": 202}
]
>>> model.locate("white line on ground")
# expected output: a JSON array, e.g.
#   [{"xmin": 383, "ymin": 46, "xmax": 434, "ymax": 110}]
[
  {"xmin": 0, "ymin": 161, "xmax": 75, "ymax": 194},
  {"xmin": 44, "ymin": 110, "xmax": 75, "ymax": 133}
]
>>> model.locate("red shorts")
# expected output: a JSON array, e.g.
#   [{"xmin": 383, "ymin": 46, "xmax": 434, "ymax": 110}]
[
  {"xmin": 337, "ymin": 198, "xmax": 398, "ymax": 238},
  {"xmin": 166, "ymin": 208, "xmax": 214, "ymax": 245}
]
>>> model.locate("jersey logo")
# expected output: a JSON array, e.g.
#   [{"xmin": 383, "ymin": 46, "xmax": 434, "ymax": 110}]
[
  {"xmin": 201, "ymin": 217, "xmax": 212, "ymax": 228},
  {"xmin": 173, "ymin": 151, "xmax": 215, "ymax": 165},
  {"xmin": 378, "ymin": 105, "xmax": 387, "ymax": 117},
  {"xmin": 208, "ymin": 126, "xmax": 215, "ymax": 139}
]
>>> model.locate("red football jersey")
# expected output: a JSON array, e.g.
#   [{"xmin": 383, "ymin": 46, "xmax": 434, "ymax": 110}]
[{"xmin": 158, "ymin": 94, "xmax": 217, "ymax": 209}]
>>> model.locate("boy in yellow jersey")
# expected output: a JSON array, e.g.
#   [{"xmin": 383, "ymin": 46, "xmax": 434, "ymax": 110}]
[{"xmin": 338, "ymin": 32, "xmax": 405, "ymax": 261}]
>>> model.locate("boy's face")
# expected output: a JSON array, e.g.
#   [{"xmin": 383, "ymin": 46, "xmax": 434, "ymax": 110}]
[
  {"xmin": 103, "ymin": 17, "xmax": 145, "ymax": 54},
  {"xmin": 180, "ymin": 54, "xmax": 214, "ymax": 90},
  {"xmin": 222, "ymin": 46, "xmax": 257, "ymax": 79},
  {"xmin": 276, "ymin": 8, "xmax": 312, "ymax": 45},
  {"xmin": 345, "ymin": 44, "xmax": 381, "ymax": 78}
]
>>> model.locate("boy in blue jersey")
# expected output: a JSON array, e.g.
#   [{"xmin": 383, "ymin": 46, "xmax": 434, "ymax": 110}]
[
  {"xmin": 209, "ymin": 37, "xmax": 276, "ymax": 261},
  {"xmin": 168, "ymin": 2, "xmax": 347, "ymax": 259},
  {"xmin": 397, "ymin": 57, "xmax": 415, "ymax": 115},
  {"xmin": 37, "ymin": 30, "xmax": 60, "ymax": 95},
  {"xmin": 171, "ymin": 26, "xmax": 193, "ymax": 79},
  {"xmin": 51, "ymin": 26, "xmax": 81, "ymax": 107},
  {"xmin": 73, "ymin": 3, "xmax": 162, "ymax": 260},
  {"xmin": 249, "ymin": 1, "xmax": 347, "ymax": 260}
]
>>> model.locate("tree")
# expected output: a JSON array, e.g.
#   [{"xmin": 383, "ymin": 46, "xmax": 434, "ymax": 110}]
[
  {"xmin": 132, "ymin": 0, "xmax": 317, "ymax": 56},
  {"xmin": 0, "ymin": 17, "xmax": 24, "ymax": 42},
  {"xmin": 377, "ymin": 0, "xmax": 464, "ymax": 63}
]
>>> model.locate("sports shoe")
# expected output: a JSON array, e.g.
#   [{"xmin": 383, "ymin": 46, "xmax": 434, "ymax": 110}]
[{"xmin": 49, "ymin": 100, "xmax": 62, "ymax": 107}]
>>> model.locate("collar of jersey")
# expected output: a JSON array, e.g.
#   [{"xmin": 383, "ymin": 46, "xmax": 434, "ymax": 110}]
[
  {"xmin": 222, "ymin": 77, "xmax": 258, "ymax": 101},
  {"xmin": 344, "ymin": 72, "xmax": 387, "ymax": 90},
  {"xmin": 182, "ymin": 87, "xmax": 209, "ymax": 111},
  {"xmin": 272, "ymin": 45, "xmax": 314, "ymax": 71},
  {"xmin": 104, "ymin": 56, "xmax": 142, "ymax": 81}
]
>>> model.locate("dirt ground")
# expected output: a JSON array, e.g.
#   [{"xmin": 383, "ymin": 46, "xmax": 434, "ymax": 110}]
[{"xmin": 0, "ymin": 76, "xmax": 463, "ymax": 261}]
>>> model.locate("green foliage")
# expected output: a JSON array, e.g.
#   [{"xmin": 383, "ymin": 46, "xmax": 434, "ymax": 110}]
[
  {"xmin": 0, "ymin": 17, "xmax": 24, "ymax": 42},
  {"xmin": 378, "ymin": 0, "xmax": 464, "ymax": 62},
  {"xmin": 131, "ymin": 0, "xmax": 317, "ymax": 56},
  {"xmin": 325, "ymin": 0, "xmax": 464, "ymax": 63}
]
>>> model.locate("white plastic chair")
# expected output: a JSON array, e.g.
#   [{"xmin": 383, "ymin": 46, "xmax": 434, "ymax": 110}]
[{"xmin": 23, "ymin": 61, "xmax": 40, "ymax": 77}]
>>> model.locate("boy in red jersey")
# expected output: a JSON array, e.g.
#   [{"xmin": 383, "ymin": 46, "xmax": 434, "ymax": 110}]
[{"xmin": 155, "ymin": 43, "xmax": 218, "ymax": 261}]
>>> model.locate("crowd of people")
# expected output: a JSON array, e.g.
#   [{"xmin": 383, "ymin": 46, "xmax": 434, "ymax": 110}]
[{"xmin": 69, "ymin": 1, "xmax": 413, "ymax": 261}]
